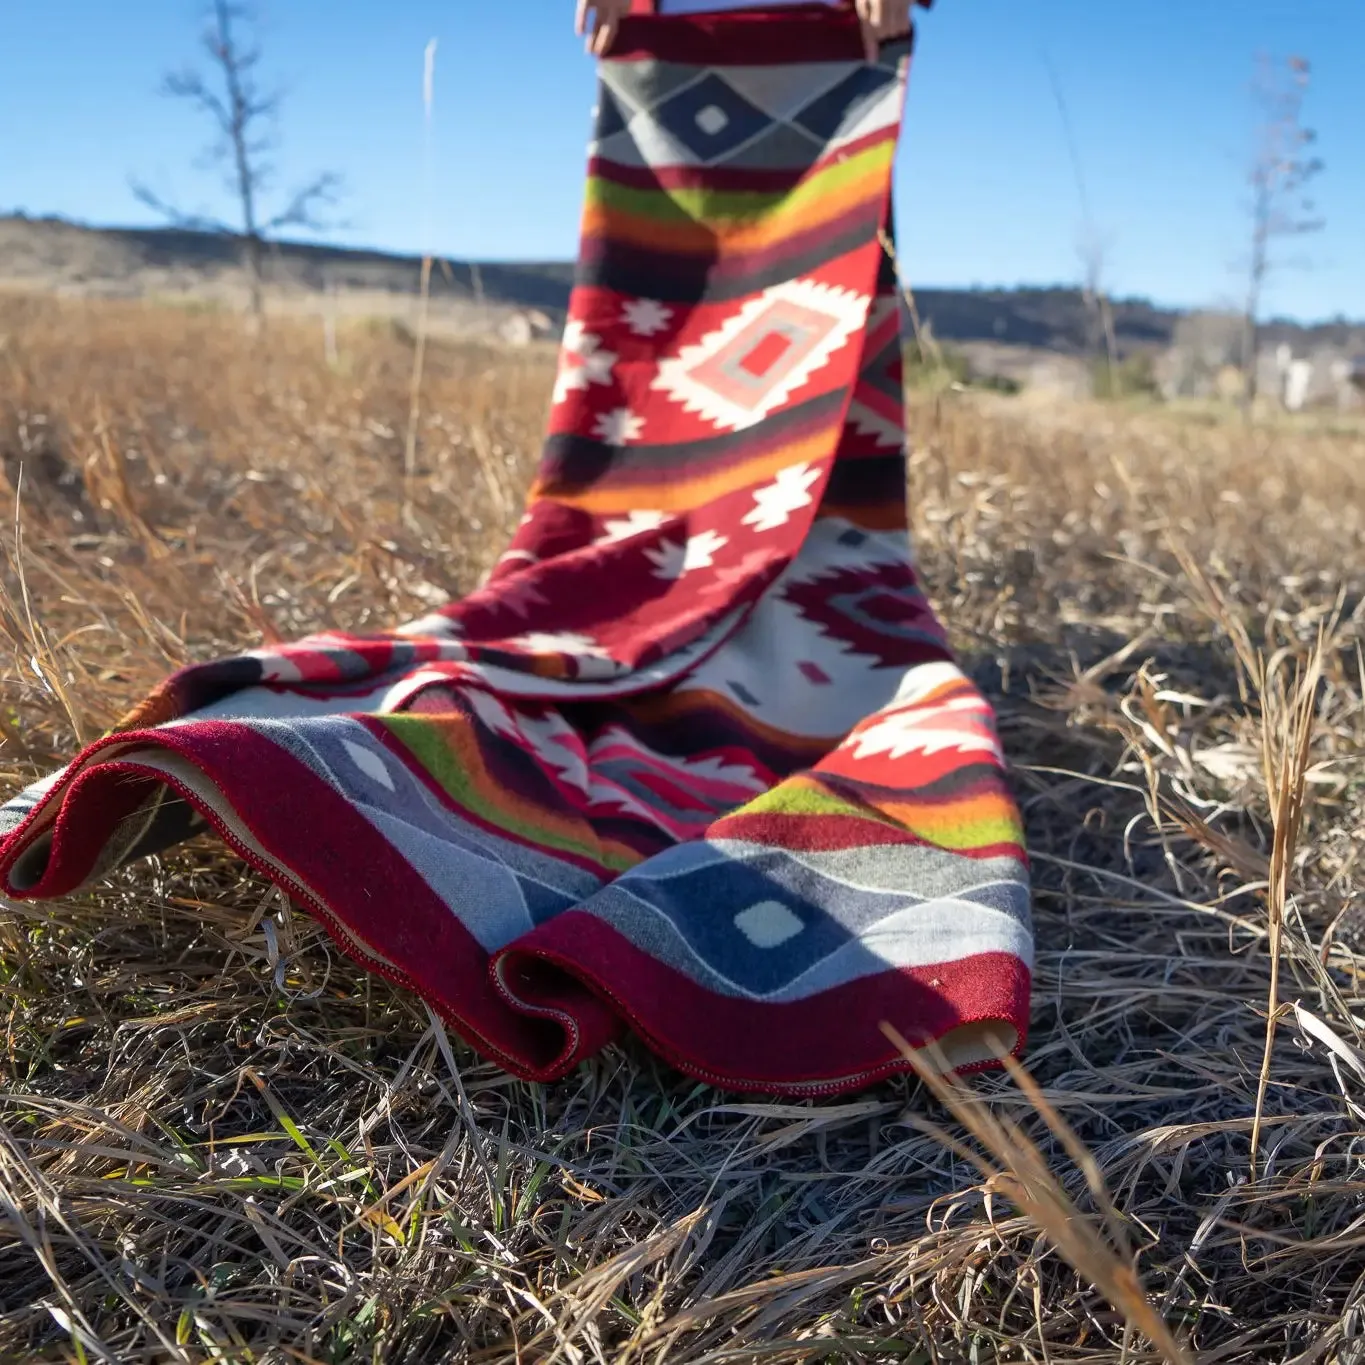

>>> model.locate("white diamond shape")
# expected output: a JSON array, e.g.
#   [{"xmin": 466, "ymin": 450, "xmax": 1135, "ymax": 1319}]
[
  {"xmin": 734, "ymin": 900, "xmax": 804, "ymax": 949},
  {"xmin": 343, "ymin": 739, "xmax": 395, "ymax": 791},
  {"xmin": 695, "ymin": 104, "xmax": 729, "ymax": 135}
]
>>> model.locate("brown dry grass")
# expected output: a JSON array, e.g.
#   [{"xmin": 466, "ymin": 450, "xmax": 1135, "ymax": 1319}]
[{"xmin": 2, "ymin": 291, "xmax": 1365, "ymax": 1363}]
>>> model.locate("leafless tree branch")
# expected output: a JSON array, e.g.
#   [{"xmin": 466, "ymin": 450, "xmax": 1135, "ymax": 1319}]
[
  {"xmin": 265, "ymin": 172, "xmax": 344, "ymax": 233},
  {"xmin": 128, "ymin": 182, "xmax": 233, "ymax": 236},
  {"xmin": 1043, "ymin": 52, "xmax": 1119, "ymax": 397},
  {"xmin": 161, "ymin": 70, "xmax": 233, "ymax": 133},
  {"xmin": 1241, "ymin": 53, "xmax": 1325, "ymax": 409},
  {"xmin": 132, "ymin": 0, "xmax": 344, "ymax": 318}
]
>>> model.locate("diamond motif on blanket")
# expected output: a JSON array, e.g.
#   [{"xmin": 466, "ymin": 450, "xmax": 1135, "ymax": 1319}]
[
  {"xmin": 849, "ymin": 697, "xmax": 1002, "ymax": 763},
  {"xmin": 653, "ymin": 280, "xmax": 868, "ymax": 432},
  {"xmin": 650, "ymin": 73, "xmax": 769, "ymax": 162},
  {"xmin": 792, "ymin": 65, "xmax": 898, "ymax": 142},
  {"xmin": 695, "ymin": 105, "xmax": 729, "ymax": 136},
  {"xmin": 342, "ymin": 740, "xmax": 395, "ymax": 791},
  {"xmin": 714, "ymin": 62, "xmax": 859, "ymax": 123},
  {"xmin": 846, "ymin": 398, "xmax": 904, "ymax": 449},
  {"xmin": 734, "ymin": 900, "xmax": 805, "ymax": 949},
  {"xmin": 861, "ymin": 316, "xmax": 905, "ymax": 402},
  {"xmin": 593, "ymin": 85, "xmax": 629, "ymax": 142}
]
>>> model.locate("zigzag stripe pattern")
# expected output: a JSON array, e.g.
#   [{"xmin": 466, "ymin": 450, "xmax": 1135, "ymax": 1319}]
[{"xmin": 0, "ymin": 7, "xmax": 1030, "ymax": 1095}]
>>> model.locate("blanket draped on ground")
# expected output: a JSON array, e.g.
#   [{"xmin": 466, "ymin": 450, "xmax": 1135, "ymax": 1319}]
[{"xmin": 0, "ymin": 8, "xmax": 1031, "ymax": 1095}]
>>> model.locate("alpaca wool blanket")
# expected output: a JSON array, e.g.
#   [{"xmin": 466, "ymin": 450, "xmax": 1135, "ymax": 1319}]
[{"xmin": 0, "ymin": 10, "xmax": 1031, "ymax": 1095}]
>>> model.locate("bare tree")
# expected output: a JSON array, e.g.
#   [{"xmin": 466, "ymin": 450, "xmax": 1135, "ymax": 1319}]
[
  {"xmin": 1240, "ymin": 54, "xmax": 1324, "ymax": 408},
  {"xmin": 132, "ymin": 0, "xmax": 342, "ymax": 318},
  {"xmin": 1044, "ymin": 55, "xmax": 1118, "ymax": 397}
]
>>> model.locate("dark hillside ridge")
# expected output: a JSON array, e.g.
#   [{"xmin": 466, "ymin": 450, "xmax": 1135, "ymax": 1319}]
[{"xmin": 2, "ymin": 214, "xmax": 1357, "ymax": 350}]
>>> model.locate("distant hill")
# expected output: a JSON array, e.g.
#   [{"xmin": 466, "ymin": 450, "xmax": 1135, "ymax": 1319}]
[
  {"xmin": 910, "ymin": 287, "xmax": 1364, "ymax": 357},
  {"xmin": 913, "ymin": 287, "xmax": 1173, "ymax": 356},
  {"xmin": 1, "ymin": 213, "xmax": 1358, "ymax": 354},
  {"xmin": 0, "ymin": 214, "xmax": 573, "ymax": 317}
]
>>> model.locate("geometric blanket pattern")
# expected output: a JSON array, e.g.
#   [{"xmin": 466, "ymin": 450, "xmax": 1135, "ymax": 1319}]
[{"xmin": 0, "ymin": 7, "xmax": 1031, "ymax": 1095}]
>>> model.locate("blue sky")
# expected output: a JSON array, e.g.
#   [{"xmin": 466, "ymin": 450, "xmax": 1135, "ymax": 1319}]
[{"xmin": 2, "ymin": 0, "xmax": 1361, "ymax": 321}]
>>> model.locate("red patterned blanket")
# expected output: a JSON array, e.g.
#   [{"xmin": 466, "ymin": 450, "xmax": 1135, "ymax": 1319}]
[{"xmin": 0, "ymin": 9, "xmax": 1030, "ymax": 1095}]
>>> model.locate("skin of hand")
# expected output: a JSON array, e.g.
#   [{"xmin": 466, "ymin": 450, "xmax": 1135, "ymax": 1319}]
[
  {"xmin": 575, "ymin": 0, "xmax": 930, "ymax": 61},
  {"xmin": 853, "ymin": 0, "xmax": 919, "ymax": 61},
  {"xmin": 575, "ymin": 0, "xmax": 633, "ymax": 56}
]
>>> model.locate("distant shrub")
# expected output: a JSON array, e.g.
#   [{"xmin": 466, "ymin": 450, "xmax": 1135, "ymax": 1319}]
[
  {"xmin": 1092, "ymin": 352, "xmax": 1158, "ymax": 400},
  {"xmin": 974, "ymin": 371, "xmax": 1023, "ymax": 396},
  {"xmin": 903, "ymin": 342, "xmax": 968, "ymax": 389},
  {"xmin": 902, "ymin": 344, "xmax": 1021, "ymax": 395}
]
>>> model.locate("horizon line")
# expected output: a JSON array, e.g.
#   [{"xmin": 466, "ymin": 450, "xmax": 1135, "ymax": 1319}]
[{"xmin": 4, "ymin": 208, "xmax": 1362, "ymax": 332}]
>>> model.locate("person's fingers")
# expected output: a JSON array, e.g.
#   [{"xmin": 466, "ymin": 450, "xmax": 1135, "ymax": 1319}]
[
  {"xmin": 875, "ymin": 0, "xmax": 912, "ymax": 38},
  {"xmin": 860, "ymin": 21, "xmax": 879, "ymax": 63},
  {"xmin": 592, "ymin": 10, "xmax": 622, "ymax": 58},
  {"xmin": 870, "ymin": 0, "xmax": 914, "ymax": 46},
  {"xmin": 857, "ymin": 0, "xmax": 890, "ymax": 61},
  {"xmin": 854, "ymin": 0, "xmax": 877, "ymax": 62},
  {"xmin": 575, "ymin": 0, "xmax": 591, "ymax": 37},
  {"xmin": 583, "ymin": 0, "xmax": 629, "ymax": 57},
  {"xmin": 593, "ymin": 20, "xmax": 615, "ymax": 56},
  {"xmin": 891, "ymin": 0, "xmax": 914, "ymax": 34}
]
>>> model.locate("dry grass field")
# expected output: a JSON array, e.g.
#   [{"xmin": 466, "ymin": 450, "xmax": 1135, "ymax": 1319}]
[{"xmin": 2, "ymin": 291, "xmax": 1365, "ymax": 1363}]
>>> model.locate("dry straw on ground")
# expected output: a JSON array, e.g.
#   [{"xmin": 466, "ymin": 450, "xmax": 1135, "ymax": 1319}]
[{"xmin": 1, "ymin": 292, "xmax": 1364, "ymax": 1363}]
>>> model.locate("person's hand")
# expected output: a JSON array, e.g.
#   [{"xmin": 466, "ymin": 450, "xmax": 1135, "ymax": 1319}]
[
  {"xmin": 854, "ymin": 0, "xmax": 921, "ymax": 63},
  {"xmin": 575, "ymin": 0, "xmax": 929, "ymax": 64},
  {"xmin": 575, "ymin": 0, "xmax": 633, "ymax": 56}
]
